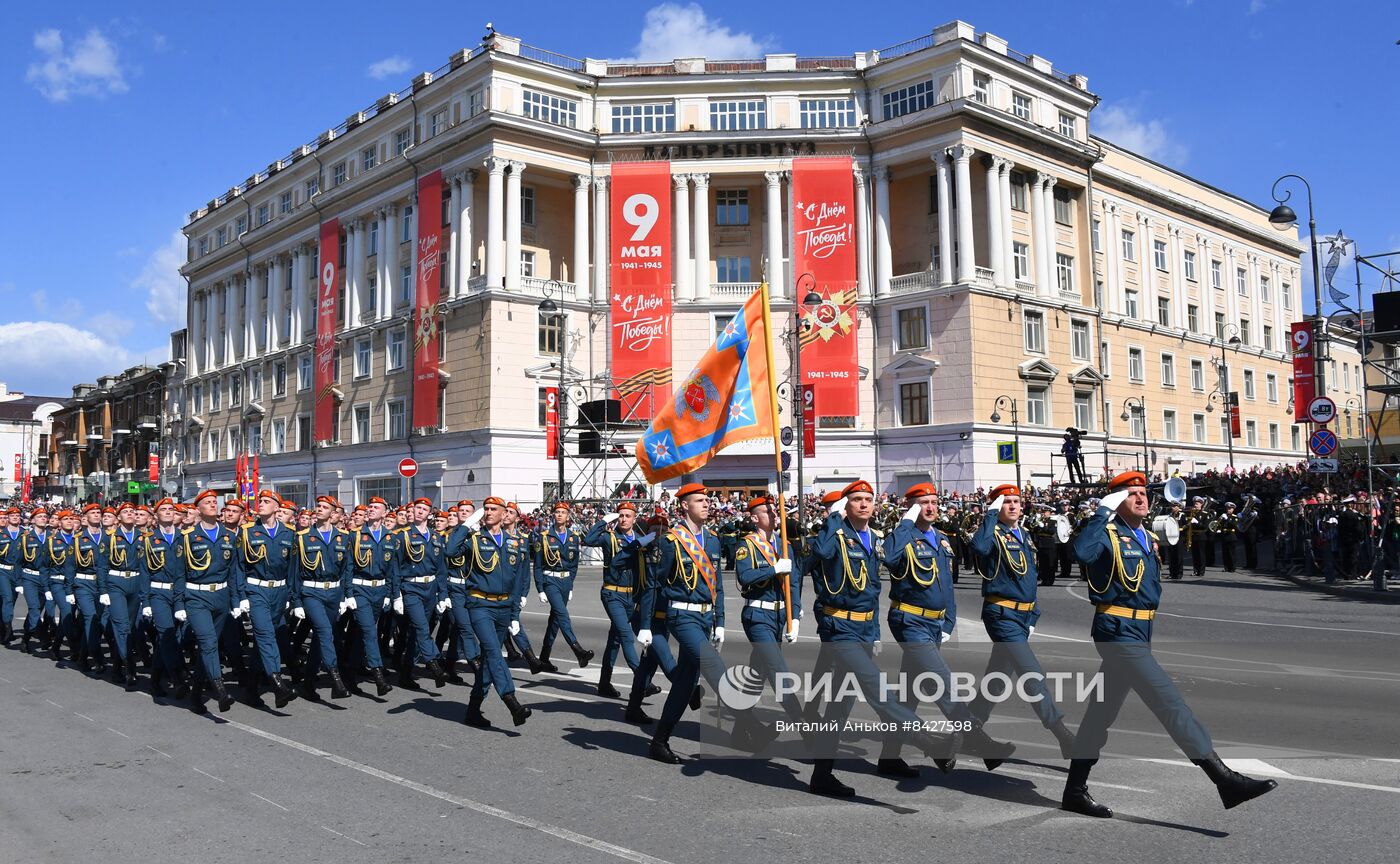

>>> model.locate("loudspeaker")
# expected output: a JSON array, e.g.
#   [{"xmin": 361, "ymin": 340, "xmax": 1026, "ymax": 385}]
[{"xmin": 1373, "ymin": 291, "xmax": 1400, "ymax": 333}]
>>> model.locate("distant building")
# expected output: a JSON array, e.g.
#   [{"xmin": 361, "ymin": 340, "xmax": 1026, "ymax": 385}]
[{"xmin": 0, "ymin": 383, "xmax": 65, "ymax": 501}]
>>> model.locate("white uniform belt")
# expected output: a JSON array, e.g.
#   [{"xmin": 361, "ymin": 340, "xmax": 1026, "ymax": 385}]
[
  {"xmin": 247, "ymin": 578, "xmax": 286, "ymax": 588},
  {"xmin": 148, "ymin": 581, "xmax": 173, "ymax": 591},
  {"xmin": 351, "ymin": 578, "xmax": 386, "ymax": 587},
  {"xmin": 186, "ymin": 582, "xmax": 227, "ymax": 592},
  {"xmin": 108, "ymin": 570, "xmax": 139, "ymax": 579},
  {"xmin": 447, "ymin": 577, "xmax": 467, "ymax": 585},
  {"xmin": 745, "ymin": 599, "xmax": 786, "ymax": 611},
  {"xmin": 21, "ymin": 568, "xmax": 41, "ymax": 576},
  {"xmin": 671, "ymin": 601, "xmax": 713, "ymax": 613},
  {"xmin": 74, "ymin": 573, "xmax": 96, "ymax": 581},
  {"xmin": 545, "ymin": 570, "xmax": 572, "ymax": 578},
  {"xmin": 303, "ymin": 580, "xmax": 339, "ymax": 590},
  {"xmin": 406, "ymin": 575, "xmax": 436, "ymax": 584}
]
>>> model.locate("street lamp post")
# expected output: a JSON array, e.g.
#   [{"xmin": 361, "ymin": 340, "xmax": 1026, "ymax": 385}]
[
  {"xmin": 1206, "ymin": 326, "xmax": 1242, "ymax": 470},
  {"xmin": 539, "ymin": 280, "xmax": 566, "ymax": 502},
  {"xmin": 1121, "ymin": 396, "xmax": 1149, "ymax": 475},
  {"xmin": 792, "ymin": 274, "xmax": 823, "ymax": 508},
  {"xmin": 990, "ymin": 395, "xmax": 1022, "ymax": 490},
  {"xmin": 1269, "ymin": 175, "xmax": 1326, "ymax": 403}
]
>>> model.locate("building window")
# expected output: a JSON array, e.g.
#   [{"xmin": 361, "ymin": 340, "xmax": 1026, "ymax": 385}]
[
  {"xmin": 305, "ymin": 177, "xmax": 319, "ymax": 200},
  {"xmin": 538, "ymin": 310, "xmax": 564, "ymax": 355},
  {"xmin": 715, "ymin": 189, "xmax": 749, "ymax": 226},
  {"xmin": 1058, "ymin": 111, "xmax": 1076, "ymax": 137},
  {"xmin": 1091, "ymin": 219, "xmax": 1101, "ymax": 253},
  {"xmin": 799, "ymin": 98, "xmax": 856, "ymax": 129},
  {"xmin": 1193, "ymin": 413, "xmax": 1206, "ymax": 443},
  {"xmin": 1240, "ymin": 319, "xmax": 1250, "ymax": 345},
  {"xmin": 1214, "ymin": 312, "xmax": 1226, "ymax": 340},
  {"xmin": 273, "ymin": 361, "xmax": 286, "ymax": 397},
  {"xmin": 216, "ymin": 227, "xmax": 227, "ymax": 248},
  {"xmin": 394, "ymin": 128, "xmax": 412, "ymax": 155},
  {"xmin": 354, "ymin": 337, "xmax": 372, "ymax": 379},
  {"xmin": 297, "ymin": 353, "xmax": 312, "ymax": 391},
  {"xmin": 1121, "ymin": 229, "xmax": 1136, "ymax": 262},
  {"xmin": 429, "ymin": 108, "xmax": 447, "ymax": 137},
  {"xmin": 1157, "ymin": 296, "xmax": 1171, "ymax": 327},
  {"xmin": 613, "ymin": 102, "xmax": 676, "ymax": 133},
  {"xmin": 1266, "ymin": 373, "xmax": 1278, "ymax": 402},
  {"xmin": 1210, "ymin": 259, "xmax": 1222, "ymax": 290},
  {"xmin": 192, "ymin": 383, "xmax": 203, "ymax": 414},
  {"xmin": 1291, "ymin": 425, "xmax": 1301, "ymax": 451},
  {"xmin": 256, "ymin": 204, "xmax": 270, "ymax": 227},
  {"xmin": 1163, "ymin": 409, "xmax": 1177, "ymax": 441},
  {"xmin": 1263, "ymin": 325, "xmax": 1273, "ymax": 351},
  {"xmin": 1243, "ymin": 369, "xmax": 1256, "ymax": 399},
  {"xmin": 297, "ymin": 416, "xmax": 311, "ymax": 451},
  {"xmin": 198, "ymin": 237, "xmax": 209, "ymax": 257},
  {"xmin": 362, "ymin": 147, "xmax": 377, "ymax": 172},
  {"xmin": 248, "ymin": 367, "xmax": 263, "ymax": 402},
  {"xmin": 1153, "ymin": 239, "xmax": 1168, "ymax": 271},
  {"xmin": 1053, "ymin": 187, "xmax": 1073, "ymax": 225},
  {"xmin": 1269, "ymin": 422, "xmax": 1280, "ymax": 450},
  {"xmin": 387, "ymin": 399, "xmax": 406, "ymax": 439},
  {"xmin": 1220, "ymin": 416, "xmax": 1231, "ymax": 443},
  {"xmin": 1187, "ymin": 304, "xmax": 1199, "ymax": 333},
  {"xmin": 523, "ymin": 88, "xmax": 579, "ymax": 127},
  {"xmin": 401, "ymin": 204, "xmax": 414, "ymax": 244},
  {"xmin": 1260, "ymin": 275, "xmax": 1271, "ymax": 304},
  {"xmin": 387, "ymin": 327, "xmax": 406, "ymax": 371},
  {"xmin": 210, "ymin": 379, "xmax": 222, "ymax": 411},
  {"xmin": 1026, "ymin": 386, "xmax": 1048, "ymax": 425},
  {"xmin": 1128, "ymin": 347, "xmax": 1144, "ymax": 382},
  {"xmin": 468, "ymin": 86, "xmax": 485, "ymax": 117},
  {"xmin": 1074, "ymin": 392, "xmax": 1095, "ymax": 431},
  {"xmin": 400, "ymin": 263, "xmax": 412, "ymax": 303},
  {"xmin": 1125, "ymin": 290, "xmax": 1139, "ymax": 319},
  {"xmin": 1128, "ymin": 407, "xmax": 1144, "ymax": 440},
  {"xmin": 710, "ymin": 99, "xmax": 766, "ymax": 130},
  {"xmin": 882, "ymin": 80, "xmax": 934, "ymax": 120},
  {"xmin": 332, "ymin": 162, "xmax": 347, "ymax": 187},
  {"xmin": 1246, "ymin": 420, "xmax": 1258, "ymax": 448},
  {"xmin": 367, "ymin": 220, "xmax": 379, "ymax": 257},
  {"xmin": 248, "ymin": 423, "xmax": 262, "ymax": 454},
  {"xmin": 1191, "ymin": 359, "xmax": 1205, "ymax": 392},
  {"xmin": 1011, "ymin": 91, "xmax": 1032, "ymax": 121},
  {"xmin": 1160, "ymin": 353, "xmax": 1175, "ymax": 387},
  {"xmin": 1009, "ymin": 172, "xmax": 1027, "ymax": 211},
  {"xmin": 1055, "ymin": 254, "xmax": 1075, "ymax": 293},
  {"xmin": 1071, "ymin": 321, "xmax": 1090, "ymax": 361},
  {"xmin": 1283, "ymin": 282, "xmax": 1292, "ymax": 310},
  {"xmin": 1023, "ymin": 310, "xmax": 1045, "ymax": 354},
  {"xmin": 271, "ymin": 418, "xmax": 286, "ymax": 454},
  {"xmin": 208, "ymin": 430, "xmax": 220, "ymax": 462},
  {"xmin": 521, "ymin": 250, "xmax": 536, "ymax": 278},
  {"xmin": 353, "ymin": 404, "xmax": 371, "ymax": 444},
  {"xmin": 1013, "ymin": 242, "xmax": 1030, "ymax": 280},
  {"xmin": 716, "ymin": 256, "xmax": 751, "ymax": 283},
  {"xmin": 280, "ymin": 192, "xmax": 293, "ymax": 214},
  {"xmin": 896, "ymin": 306, "xmax": 928, "ymax": 351},
  {"xmin": 972, "ymin": 72, "xmax": 990, "ymax": 104},
  {"xmin": 1237, "ymin": 267, "xmax": 1248, "ymax": 296},
  {"xmin": 898, "ymin": 381, "xmax": 930, "ymax": 426},
  {"xmin": 358, "ymin": 477, "xmax": 403, "ymax": 506}
]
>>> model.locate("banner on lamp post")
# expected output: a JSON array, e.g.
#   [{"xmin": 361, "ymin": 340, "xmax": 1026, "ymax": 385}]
[
  {"xmin": 609, "ymin": 161, "xmax": 673, "ymax": 419},
  {"xmin": 1290, "ymin": 321, "xmax": 1315, "ymax": 423},
  {"xmin": 412, "ymin": 170, "xmax": 445, "ymax": 430},
  {"xmin": 1229, "ymin": 392, "xmax": 1242, "ymax": 439},
  {"xmin": 148, "ymin": 444, "xmax": 159, "ymax": 485},
  {"xmin": 13, "ymin": 453, "xmax": 21, "ymax": 483},
  {"xmin": 545, "ymin": 387, "xmax": 559, "ymax": 460},
  {"xmin": 313, "ymin": 218, "xmax": 341, "ymax": 443},
  {"xmin": 792, "ymin": 156, "xmax": 859, "ymax": 418},
  {"xmin": 801, "ymin": 384, "xmax": 816, "ymax": 459}
]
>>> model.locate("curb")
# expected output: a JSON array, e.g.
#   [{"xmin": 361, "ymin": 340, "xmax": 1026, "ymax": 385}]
[{"xmin": 1266, "ymin": 567, "xmax": 1400, "ymax": 605}]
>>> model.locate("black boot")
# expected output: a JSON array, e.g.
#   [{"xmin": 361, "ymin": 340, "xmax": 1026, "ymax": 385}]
[
  {"xmin": 174, "ymin": 672, "xmax": 192, "ymax": 701},
  {"xmin": 689, "ymin": 685, "xmax": 703, "ymax": 711},
  {"xmin": 876, "ymin": 758, "xmax": 920, "ymax": 778},
  {"xmin": 397, "ymin": 662, "xmax": 418, "ymax": 690},
  {"xmin": 597, "ymin": 667, "xmax": 621, "ymax": 699},
  {"xmin": 328, "ymin": 669, "xmax": 351, "ymax": 699},
  {"xmin": 502, "ymin": 692, "xmax": 532, "ymax": 726},
  {"xmin": 624, "ymin": 689, "xmax": 654, "ymax": 724},
  {"xmin": 645, "ymin": 683, "xmax": 662, "ymax": 697},
  {"xmin": 463, "ymin": 691, "xmax": 491, "ymax": 728},
  {"xmin": 964, "ymin": 726, "xmax": 1017, "ymax": 771},
  {"xmin": 20, "ymin": 624, "xmax": 32, "ymax": 654},
  {"xmin": 425, "ymin": 658, "xmax": 448, "ymax": 688},
  {"xmin": 271, "ymin": 674, "xmax": 296, "ymax": 709},
  {"xmin": 1062, "ymin": 759, "xmax": 1113, "ymax": 818},
  {"xmin": 911, "ymin": 730, "xmax": 960, "ymax": 774},
  {"xmin": 729, "ymin": 710, "xmax": 779, "ymax": 752},
  {"xmin": 1194, "ymin": 752, "xmax": 1278, "ymax": 809},
  {"xmin": 649, "ymin": 721, "xmax": 683, "ymax": 763},
  {"xmin": 1051, "ymin": 720, "xmax": 1077, "ymax": 759},
  {"xmin": 504, "ymin": 639, "xmax": 522, "ymax": 661},
  {"xmin": 370, "ymin": 667, "xmax": 393, "ymax": 696},
  {"xmin": 521, "ymin": 647, "xmax": 546, "ymax": 675},
  {"xmin": 210, "ymin": 678, "xmax": 235, "ymax": 713},
  {"xmin": 569, "ymin": 640, "xmax": 594, "ymax": 669},
  {"xmin": 809, "ymin": 759, "xmax": 854, "ymax": 796}
]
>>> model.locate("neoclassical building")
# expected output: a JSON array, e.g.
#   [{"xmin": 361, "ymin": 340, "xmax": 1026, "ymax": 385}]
[{"xmin": 175, "ymin": 20, "xmax": 1306, "ymax": 505}]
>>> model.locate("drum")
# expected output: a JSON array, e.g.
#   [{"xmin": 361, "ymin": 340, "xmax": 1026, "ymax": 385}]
[
  {"xmin": 1055, "ymin": 515, "xmax": 1072, "ymax": 543},
  {"xmin": 1152, "ymin": 515, "xmax": 1180, "ymax": 546}
]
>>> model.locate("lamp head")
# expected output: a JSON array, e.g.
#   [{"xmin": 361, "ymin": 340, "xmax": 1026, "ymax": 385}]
[
  {"xmin": 538, "ymin": 297, "xmax": 558, "ymax": 313},
  {"xmin": 1268, "ymin": 203, "xmax": 1297, "ymax": 228},
  {"xmin": 990, "ymin": 411, "xmax": 1001, "ymax": 424}
]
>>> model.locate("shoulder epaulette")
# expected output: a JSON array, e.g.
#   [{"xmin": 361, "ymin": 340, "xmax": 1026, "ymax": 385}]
[
  {"xmin": 180, "ymin": 526, "xmax": 195, "ymax": 535},
  {"xmin": 296, "ymin": 528, "xmax": 310, "ymax": 536}
]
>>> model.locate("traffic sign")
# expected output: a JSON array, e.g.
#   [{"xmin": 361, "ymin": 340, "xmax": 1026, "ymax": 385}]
[
  {"xmin": 1308, "ymin": 428, "xmax": 1339, "ymax": 457},
  {"xmin": 1307, "ymin": 396, "xmax": 1337, "ymax": 425},
  {"xmin": 997, "ymin": 442, "xmax": 1018, "ymax": 464},
  {"xmin": 1308, "ymin": 458, "xmax": 1338, "ymax": 474},
  {"xmin": 397, "ymin": 457, "xmax": 418, "ymax": 478}
]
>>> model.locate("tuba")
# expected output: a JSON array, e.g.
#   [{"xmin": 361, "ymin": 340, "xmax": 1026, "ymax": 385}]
[{"xmin": 1237, "ymin": 494, "xmax": 1261, "ymax": 532}]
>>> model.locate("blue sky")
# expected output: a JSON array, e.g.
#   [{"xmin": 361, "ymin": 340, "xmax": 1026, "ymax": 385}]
[{"xmin": 2, "ymin": 0, "xmax": 1395, "ymax": 396}]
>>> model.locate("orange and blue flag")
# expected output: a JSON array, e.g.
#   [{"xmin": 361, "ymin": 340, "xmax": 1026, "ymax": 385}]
[{"xmin": 636, "ymin": 284, "xmax": 777, "ymax": 482}]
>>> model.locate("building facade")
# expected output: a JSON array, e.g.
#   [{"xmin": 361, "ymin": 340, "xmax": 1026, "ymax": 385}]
[
  {"xmin": 0, "ymin": 383, "xmax": 64, "ymax": 501},
  {"xmin": 44, "ymin": 365, "xmax": 172, "ymax": 503},
  {"xmin": 177, "ymin": 20, "xmax": 1306, "ymax": 507}
]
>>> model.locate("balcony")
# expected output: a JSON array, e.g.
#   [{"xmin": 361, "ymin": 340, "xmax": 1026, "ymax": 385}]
[
  {"xmin": 889, "ymin": 268, "xmax": 997, "ymax": 295},
  {"xmin": 137, "ymin": 415, "xmax": 159, "ymax": 430},
  {"xmin": 713, "ymin": 282, "xmax": 761, "ymax": 297},
  {"xmin": 86, "ymin": 426, "xmax": 105, "ymax": 440}
]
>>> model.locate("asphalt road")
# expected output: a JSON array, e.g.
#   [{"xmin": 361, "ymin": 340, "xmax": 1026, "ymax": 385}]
[{"xmin": 3, "ymin": 562, "xmax": 1398, "ymax": 864}]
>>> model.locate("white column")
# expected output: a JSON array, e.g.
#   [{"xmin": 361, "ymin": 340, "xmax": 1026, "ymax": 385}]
[
  {"xmin": 999, "ymin": 162, "xmax": 1014, "ymax": 286},
  {"xmin": 447, "ymin": 176, "xmax": 461, "ymax": 299},
  {"xmin": 1102, "ymin": 203, "xmax": 1121, "ymax": 315},
  {"xmin": 1271, "ymin": 260, "xmax": 1285, "ymax": 351},
  {"xmin": 1197, "ymin": 235, "xmax": 1213, "ymax": 333},
  {"xmin": 344, "ymin": 223, "xmax": 360, "ymax": 326},
  {"xmin": 592, "ymin": 176, "xmax": 609, "ymax": 304},
  {"xmin": 674, "ymin": 173, "xmax": 693, "ymax": 301},
  {"xmin": 873, "ymin": 167, "xmax": 893, "ymax": 297},
  {"xmin": 224, "ymin": 281, "xmax": 237, "ymax": 364},
  {"xmin": 250, "ymin": 267, "xmax": 265, "ymax": 355},
  {"xmin": 853, "ymin": 166, "xmax": 871, "ymax": 300},
  {"xmin": 1030, "ymin": 173, "xmax": 1048, "ymax": 295},
  {"xmin": 459, "ymin": 169, "xmax": 476, "ymax": 292},
  {"xmin": 1171, "ymin": 226, "xmax": 1187, "ymax": 331},
  {"xmin": 383, "ymin": 205, "xmax": 399, "ymax": 314},
  {"xmin": 572, "ymin": 175, "xmax": 590, "ymax": 300},
  {"xmin": 208, "ymin": 287, "xmax": 219, "ymax": 365},
  {"xmin": 353, "ymin": 219, "xmax": 368, "ymax": 323},
  {"xmin": 985, "ymin": 157, "xmax": 1005, "ymax": 288},
  {"xmin": 505, "ymin": 161, "xmax": 525, "ymax": 293},
  {"xmin": 188, "ymin": 291, "xmax": 202, "ymax": 378},
  {"xmin": 1224, "ymin": 246, "xmax": 1239, "ymax": 332},
  {"xmin": 764, "ymin": 171, "xmax": 785, "ymax": 299},
  {"xmin": 485, "ymin": 158, "xmax": 507, "ymax": 289},
  {"xmin": 291, "ymin": 247, "xmax": 306, "ymax": 345},
  {"xmin": 692, "ymin": 173, "xmax": 711, "ymax": 300},
  {"xmin": 1137, "ymin": 214, "xmax": 1152, "ymax": 319},
  {"xmin": 268, "ymin": 257, "xmax": 283, "ymax": 347},
  {"xmin": 952, "ymin": 145, "xmax": 976, "ymax": 284},
  {"xmin": 1041, "ymin": 176, "xmax": 1058, "ymax": 296},
  {"xmin": 934, "ymin": 152, "xmax": 953, "ymax": 286}
]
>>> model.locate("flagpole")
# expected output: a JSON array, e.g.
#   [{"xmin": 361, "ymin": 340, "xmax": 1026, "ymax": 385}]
[{"xmin": 758, "ymin": 281, "xmax": 794, "ymax": 635}]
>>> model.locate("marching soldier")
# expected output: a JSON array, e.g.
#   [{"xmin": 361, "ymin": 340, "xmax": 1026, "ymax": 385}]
[
  {"xmin": 237, "ymin": 490, "xmax": 298, "ymax": 707},
  {"xmin": 1164, "ymin": 502, "xmax": 1185, "ymax": 580},
  {"xmin": 1064, "ymin": 472, "xmax": 1277, "ymax": 817},
  {"xmin": 0, "ymin": 507, "xmax": 21, "ymax": 644},
  {"xmin": 501, "ymin": 502, "xmax": 547, "ymax": 674},
  {"xmin": 343, "ymin": 496, "xmax": 398, "ymax": 696},
  {"xmin": 173, "ymin": 490, "xmax": 241, "ymax": 713},
  {"xmin": 391, "ymin": 498, "xmax": 450, "ymax": 689},
  {"xmin": 968, "ymin": 484, "xmax": 1077, "ymax": 757},
  {"xmin": 139, "ymin": 499, "xmax": 187, "ymax": 696},
  {"xmin": 41, "ymin": 509, "xmax": 79, "ymax": 662},
  {"xmin": 460, "ymin": 497, "xmax": 532, "ymax": 728},
  {"xmin": 73, "ymin": 503, "xmax": 110, "ymax": 675},
  {"xmin": 291, "ymin": 495, "xmax": 353, "ymax": 699},
  {"xmin": 98, "ymin": 503, "xmax": 145, "ymax": 690},
  {"xmin": 16, "ymin": 507, "xmax": 51, "ymax": 653},
  {"xmin": 581, "ymin": 502, "xmax": 652, "ymax": 701},
  {"xmin": 532, "ymin": 502, "xmax": 594, "ymax": 672},
  {"xmin": 1054, "ymin": 501, "xmax": 1076, "ymax": 584},
  {"xmin": 624, "ymin": 511, "xmax": 678, "ymax": 725},
  {"xmin": 1186, "ymin": 498, "xmax": 1209, "ymax": 579},
  {"xmin": 1217, "ymin": 502, "xmax": 1239, "ymax": 573},
  {"xmin": 732, "ymin": 494, "xmax": 803, "ymax": 746}
]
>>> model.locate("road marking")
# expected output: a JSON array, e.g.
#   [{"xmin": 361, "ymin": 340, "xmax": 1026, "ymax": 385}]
[
  {"xmin": 0, "ymin": 675, "xmax": 10, "ymax": 683},
  {"xmin": 995, "ymin": 766, "xmax": 1155, "ymax": 794},
  {"xmin": 21, "ymin": 686, "xmax": 33, "ymax": 693},
  {"xmin": 251, "ymin": 792, "xmax": 289, "ymax": 811},
  {"xmin": 145, "ymin": 746, "xmax": 173, "ymax": 759},
  {"xmin": 193, "ymin": 767, "xmax": 224, "ymax": 783},
  {"xmin": 44, "ymin": 699, "xmax": 62, "ymax": 708},
  {"xmin": 320, "ymin": 825, "xmax": 368, "ymax": 847},
  {"xmin": 73, "ymin": 712, "xmax": 95, "ymax": 722},
  {"xmin": 106, "ymin": 727, "xmax": 129, "ymax": 738},
  {"xmin": 1065, "ymin": 585, "xmax": 1400, "ymax": 636},
  {"xmin": 216, "ymin": 717, "xmax": 676, "ymax": 864},
  {"xmin": 1143, "ymin": 757, "xmax": 1400, "ymax": 794}
]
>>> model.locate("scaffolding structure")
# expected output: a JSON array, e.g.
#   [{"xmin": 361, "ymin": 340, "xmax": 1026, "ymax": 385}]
[{"xmin": 555, "ymin": 372, "xmax": 655, "ymax": 503}]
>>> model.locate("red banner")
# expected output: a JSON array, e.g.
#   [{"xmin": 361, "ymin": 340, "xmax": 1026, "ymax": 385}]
[
  {"xmin": 1290, "ymin": 321, "xmax": 1315, "ymax": 424},
  {"xmin": 610, "ymin": 162, "xmax": 673, "ymax": 418},
  {"xmin": 21, "ymin": 473, "xmax": 30, "ymax": 505},
  {"xmin": 413, "ymin": 170, "xmax": 444, "ymax": 430},
  {"xmin": 314, "ymin": 218, "xmax": 341, "ymax": 443},
  {"xmin": 13, "ymin": 453, "xmax": 21, "ymax": 483},
  {"xmin": 801, "ymin": 384, "xmax": 816, "ymax": 458},
  {"xmin": 148, "ymin": 444, "xmax": 159, "ymax": 484},
  {"xmin": 545, "ymin": 387, "xmax": 559, "ymax": 460},
  {"xmin": 792, "ymin": 157, "xmax": 859, "ymax": 417},
  {"xmin": 1229, "ymin": 392, "xmax": 1241, "ymax": 439}
]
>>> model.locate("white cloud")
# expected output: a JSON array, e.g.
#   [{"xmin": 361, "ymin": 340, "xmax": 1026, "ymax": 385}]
[
  {"xmin": 0, "ymin": 321, "xmax": 160, "ymax": 395},
  {"xmin": 26, "ymin": 27, "xmax": 129, "ymax": 102},
  {"xmin": 135, "ymin": 230, "xmax": 188, "ymax": 326},
  {"xmin": 625, "ymin": 3, "xmax": 769, "ymax": 61},
  {"xmin": 1094, "ymin": 103, "xmax": 1189, "ymax": 167},
  {"xmin": 367, "ymin": 55, "xmax": 411, "ymax": 80},
  {"xmin": 1249, "ymin": 0, "xmax": 1266, "ymax": 14}
]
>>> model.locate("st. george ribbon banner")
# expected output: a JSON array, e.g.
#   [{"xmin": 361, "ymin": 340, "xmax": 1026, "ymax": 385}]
[
  {"xmin": 1290, "ymin": 321, "xmax": 1314, "ymax": 424},
  {"xmin": 792, "ymin": 157, "xmax": 859, "ymax": 417},
  {"xmin": 610, "ymin": 161, "xmax": 673, "ymax": 418},
  {"xmin": 313, "ymin": 218, "xmax": 341, "ymax": 443},
  {"xmin": 413, "ymin": 170, "xmax": 445, "ymax": 429}
]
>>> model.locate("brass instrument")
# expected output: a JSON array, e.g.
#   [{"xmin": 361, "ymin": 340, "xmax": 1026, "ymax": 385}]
[
  {"xmin": 1237, "ymin": 494, "xmax": 1261, "ymax": 533},
  {"xmin": 959, "ymin": 511, "xmax": 979, "ymax": 543}
]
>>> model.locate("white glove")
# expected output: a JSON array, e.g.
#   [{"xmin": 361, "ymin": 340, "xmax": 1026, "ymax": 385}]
[
  {"xmin": 829, "ymin": 496, "xmax": 847, "ymax": 516},
  {"xmin": 65, "ymin": 594, "xmax": 75, "ymax": 605},
  {"xmin": 603, "ymin": 513, "xmax": 620, "ymax": 524},
  {"xmin": 904, "ymin": 502, "xmax": 921, "ymax": 523},
  {"xmin": 142, "ymin": 606, "xmax": 153, "ymax": 619},
  {"xmin": 872, "ymin": 640, "xmax": 883, "ymax": 657},
  {"xmin": 990, "ymin": 495, "xmax": 1006, "ymax": 514},
  {"xmin": 509, "ymin": 619, "xmax": 521, "ymax": 636},
  {"xmin": 785, "ymin": 619, "xmax": 799, "ymax": 643},
  {"xmin": 231, "ymin": 604, "xmax": 244, "ymax": 620},
  {"xmin": 382, "ymin": 597, "xmax": 390, "ymax": 609},
  {"xmin": 636, "ymin": 628, "xmax": 653, "ymax": 648},
  {"xmin": 54, "ymin": 611, "xmax": 61, "ymax": 624},
  {"xmin": 464, "ymin": 508, "xmax": 485, "ymax": 530},
  {"xmin": 344, "ymin": 596, "xmax": 357, "ymax": 611},
  {"xmin": 239, "ymin": 599, "xmax": 251, "ymax": 614},
  {"xmin": 568, "ymin": 590, "xmax": 573, "ymax": 601},
  {"xmin": 393, "ymin": 597, "xmax": 404, "ymax": 614},
  {"xmin": 1100, "ymin": 489, "xmax": 1130, "ymax": 513},
  {"xmin": 291, "ymin": 606, "xmax": 306, "ymax": 620},
  {"xmin": 1029, "ymin": 625, "xmax": 1036, "ymax": 638},
  {"xmin": 174, "ymin": 609, "xmax": 187, "ymax": 623},
  {"xmin": 14, "ymin": 586, "xmax": 22, "ymax": 597},
  {"xmin": 518, "ymin": 595, "xmax": 527, "ymax": 609},
  {"xmin": 98, "ymin": 593, "xmax": 111, "ymax": 606},
  {"xmin": 538, "ymin": 591, "xmax": 548, "ymax": 604},
  {"xmin": 711, "ymin": 626, "xmax": 725, "ymax": 645},
  {"xmin": 338, "ymin": 600, "xmax": 350, "ymax": 615},
  {"xmin": 44, "ymin": 590, "xmax": 52, "ymax": 601},
  {"xmin": 774, "ymin": 558, "xmax": 792, "ymax": 574},
  {"xmin": 436, "ymin": 598, "xmax": 450, "ymax": 613}
]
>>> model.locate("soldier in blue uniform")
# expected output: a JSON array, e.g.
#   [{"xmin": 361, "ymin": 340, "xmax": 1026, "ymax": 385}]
[
  {"xmin": 1064, "ymin": 471, "xmax": 1277, "ymax": 818},
  {"xmin": 390, "ymin": 498, "xmax": 450, "ymax": 689},
  {"xmin": 0, "ymin": 506, "xmax": 22, "ymax": 644},
  {"xmin": 16, "ymin": 507, "xmax": 52, "ymax": 652},
  {"xmin": 501, "ymin": 502, "xmax": 547, "ymax": 675},
  {"xmin": 140, "ymin": 499, "xmax": 188, "ymax": 696},
  {"xmin": 968, "ymin": 483, "xmax": 1076, "ymax": 757},
  {"xmin": 532, "ymin": 502, "xmax": 594, "ymax": 672},
  {"xmin": 172, "ymin": 490, "xmax": 240, "ymax": 713},
  {"xmin": 880, "ymin": 483, "xmax": 1015, "ymax": 776},
  {"xmin": 237, "ymin": 490, "xmax": 298, "ymax": 707},
  {"xmin": 291, "ymin": 495, "xmax": 353, "ymax": 699},
  {"xmin": 439, "ymin": 503, "xmax": 483, "ymax": 682},
  {"xmin": 41, "ymin": 509, "xmax": 79, "ymax": 661},
  {"xmin": 344, "ymin": 496, "xmax": 396, "ymax": 696},
  {"xmin": 581, "ymin": 501, "xmax": 652, "ymax": 701},
  {"xmin": 624, "ymin": 511, "xmax": 677, "ymax": 725},
  {"xmin": 98, "ymin": 503, "xmax": 146, "ymax": 690},
  {"xmin": 461, "ymin": 496, "xmax": 532, "ymax": 728},
  {"xmin": 72, "ymin": 503, "xmax": 110, "ymax": 675}
]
